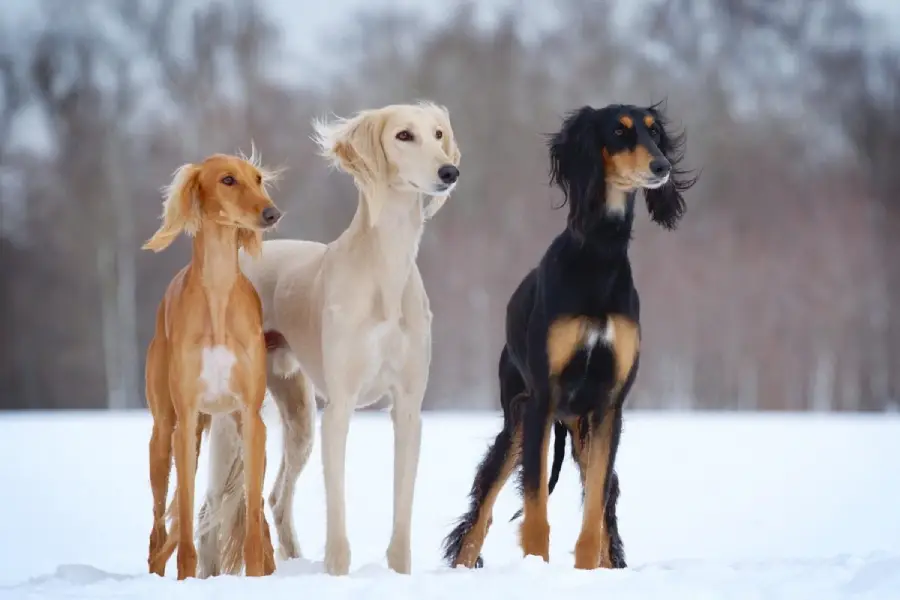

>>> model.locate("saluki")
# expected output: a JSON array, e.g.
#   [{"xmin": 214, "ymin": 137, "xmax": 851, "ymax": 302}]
[
  {"xmin": 143, "ymin": 151, "xmax": 282, "ymax": 579},
  {"xmin": 197, "ymin": 102, "xmax": 461, "ymax": 576},
  {"xmin": 442, "ymin": 103, "xmax": 696, "ymax": 570}
]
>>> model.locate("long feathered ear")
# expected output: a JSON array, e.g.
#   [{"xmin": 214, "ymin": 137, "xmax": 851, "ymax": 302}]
[
  {"xmin": 644, "ymin": 103, "xmax": 698, "ymax": 230},
  {"xmin": 312, "ymin": 109, "xmax": 389, "ymax": 227},
  {"xmin": 143, "ymin": 163, "xmax": 201, "ymax": 252},
  {"xmin": 423, "ymin": 102, "xmax": 461, "ymax": 220},
  {"xmin": 549, "ymin": 106, "xmax": 605, "ymax": 239},
  {"xmin": 237, "ymin": 228, "xmax": 262, "ymax": 258}
]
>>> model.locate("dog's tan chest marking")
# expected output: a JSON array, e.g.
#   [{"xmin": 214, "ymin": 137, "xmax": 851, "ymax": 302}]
[
  {"xmin": 547, "ymin": 314, "xmax": 636, "ymax": 398},
  {"xmin": 608, "ymin": 315, "xmax": 639, "ymax": 396},
  {"xmin": 547, "ymin": 316, "xmax": 614, "ymax": 376}
]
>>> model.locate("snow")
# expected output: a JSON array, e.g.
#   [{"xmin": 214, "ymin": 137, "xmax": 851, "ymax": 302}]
[{"xmin": 1, "ymin": 410, "xmax": 899, "ymax": 599}]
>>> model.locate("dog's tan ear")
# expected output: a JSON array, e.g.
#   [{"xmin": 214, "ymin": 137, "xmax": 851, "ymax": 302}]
[
  {"xmin": 143, "ymin": 163, "xmax": 202, "ymax": 252},
  {"xmin": 313, "ymin": 110, "xmax": 388, "ymax": 227},
  {"xmin": 237, "ymin": 227, "xmax": 262, "ymax": 258}
]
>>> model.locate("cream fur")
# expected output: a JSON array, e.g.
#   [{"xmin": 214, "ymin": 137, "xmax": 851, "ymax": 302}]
[{"xmin": 197, "ymin": 102, "xmax": 461, "ymax": 576}]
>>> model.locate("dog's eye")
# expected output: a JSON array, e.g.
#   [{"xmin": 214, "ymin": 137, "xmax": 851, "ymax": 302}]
[
  {"xmin": 221, "ymin": 175, "xmax": 236, "ymax": 186},
  {"xmin": 396, "ymin": 130, "xmax": 414, "ymax": 142},
  {"xmin": 256, "ymin": 174, "xmax": 263, "ymax": 185},
  {"xmin": 615, "ymin": 127, "xmax": 625, "ymax": 136},
  {"xmin": 435, "ymin": 130, "xmax": 443, "ymax": 140},
  {"xmin": 649, "ymin": 125, "xmax": 661, "ymax": 139}
]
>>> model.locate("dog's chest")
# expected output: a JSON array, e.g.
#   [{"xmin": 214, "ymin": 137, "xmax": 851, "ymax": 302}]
[
  {"xmin": 354, "ymin": 321, "xmax": 409, "ymax": 406},
  {"xmin": 367, "ymin": 321, "xmax": 409, "ymax": 370},
  {"xmin": 197, "ymin": 345, "xmax": 242, "ymax": 413}
]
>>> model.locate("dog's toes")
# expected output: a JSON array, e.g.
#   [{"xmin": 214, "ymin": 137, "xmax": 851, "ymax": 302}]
[
  {"xmin": 474, "ymin": 555, "xmax": 484, "ymax": 569},
  {"xmin": 324, "ymin": 538, "xmax": 351, "ymax": 576}
]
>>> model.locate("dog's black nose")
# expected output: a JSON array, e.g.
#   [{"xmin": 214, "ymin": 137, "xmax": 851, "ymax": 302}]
[
  {"xmin": 437, "ymin": 164, "xmax": 459, "ymax": 184},
  {"xmin": 261, "ymin": 206, "xmax": 281, "ymax": 225},
  {"xmin": 649, "ymin": 158, "xmax": 671, "ymax": 178}
]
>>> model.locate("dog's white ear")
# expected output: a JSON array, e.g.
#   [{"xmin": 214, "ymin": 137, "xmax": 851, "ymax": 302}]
[
  {"xmin": 435, "ymin": 103, "xmax": 461, "ymax": 166},
  {"xmin": 143, "ymin": 163, "xmax": 201, "ymax": 252},
  {"xmin": 313, "ymin": 111, "xmax": 388, "ymax": 227}
]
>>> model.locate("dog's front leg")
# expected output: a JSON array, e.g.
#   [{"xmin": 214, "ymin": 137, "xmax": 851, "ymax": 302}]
[
  {"xmin": 518, "ymin": 399, "xmax": 552, "ymax": 562},
  {"xmin": 386, "ymin": 383, "xmax": 424, "ymax": 575},
  {"xmin": 321, "ymin": 396, "xmax": 353, "ymax": 575}
]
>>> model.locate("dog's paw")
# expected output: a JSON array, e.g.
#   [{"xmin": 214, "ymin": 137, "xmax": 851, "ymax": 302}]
[
  {"xmin": 324, "ymin": 538, "xmax": 351, "ymax": 576},
  {"xmin": 278, "ymin": 539, "xmax": 301, "ymax": 561},
  {"xmin": 386, "ymin": 537, "xmax": 411, "ymax": 574}
]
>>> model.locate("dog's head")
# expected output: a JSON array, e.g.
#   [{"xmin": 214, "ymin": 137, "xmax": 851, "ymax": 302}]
[
  {"xmin": 142, "ymin": 149, "xmax": 282, "ymax": 257},
  {"xmin": 549, "ymin": 103, "xmax": 696, "ymax": 237},
  {"xmin": 313, "ymin": 102, "xmax": 462, "ymax": 226}
]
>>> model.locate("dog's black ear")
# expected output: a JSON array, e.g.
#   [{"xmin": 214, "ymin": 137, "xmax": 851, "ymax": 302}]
[
  {"xmin": 645, "ymin": 180, "xmax": 686, "ymax": 230},
  {"xmin": 548, "ymin": 106, "xmax": 605, "ymax": 238},
  {"xmin": 644, "ymin": 103, "xmax": 698, "ymax": 230}
]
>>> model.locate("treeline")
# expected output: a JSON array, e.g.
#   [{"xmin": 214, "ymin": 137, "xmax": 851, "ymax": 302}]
[{"xmin": 1, "ymin": 0, "xmax": 898, "ymax": 411}]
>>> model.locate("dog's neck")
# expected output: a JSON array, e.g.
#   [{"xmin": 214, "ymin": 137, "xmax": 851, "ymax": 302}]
[
  {"xmin": 191, "ymin": 223, "xmax": 240, "ymax": 344},
  {"xmin": 337, "ymin": 186, "xmax": 426, "ymax": 316},
  {"xmin": 576, "ymin": 186, "xmax": 637, "ymax": 258}
]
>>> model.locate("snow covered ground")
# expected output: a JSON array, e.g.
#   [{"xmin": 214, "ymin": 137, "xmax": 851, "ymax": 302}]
[{"xmin": 1, "ymin": 409, "xmax": 899, "ymax": 599}]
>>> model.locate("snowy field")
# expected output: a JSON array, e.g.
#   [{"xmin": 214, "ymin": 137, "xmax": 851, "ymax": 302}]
[{"xmin": 1, "ymin": 409, "xmax": 899, "ymax": 600}]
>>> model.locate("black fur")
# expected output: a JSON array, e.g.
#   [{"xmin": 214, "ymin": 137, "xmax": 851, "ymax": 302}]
[{"xmin": 442, "ymin": 103, "xmax": 695, "ymax": 569}]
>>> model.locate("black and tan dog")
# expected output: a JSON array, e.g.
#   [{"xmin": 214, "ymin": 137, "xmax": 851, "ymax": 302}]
[{"xmin": 442, "ymin": 103, "xmax": 696, "ymax": 570}]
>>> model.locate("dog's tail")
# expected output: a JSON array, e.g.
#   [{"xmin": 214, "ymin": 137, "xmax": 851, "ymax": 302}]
[
  {"xmin": 509, "ymin": 421, "xmax": 568, "ymax": 522},
  {"xmin": 151, "ymin": 413, "xmax": 212, "ymax": 569},
  {"xmin": 194, "ymin": 415, "xmax": 249, "ymax": 576}
]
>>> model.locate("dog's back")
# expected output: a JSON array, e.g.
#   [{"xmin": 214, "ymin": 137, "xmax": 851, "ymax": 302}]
[{"xmin": 239, "ymin": 239, "xmax": 326, "ymax": 326}]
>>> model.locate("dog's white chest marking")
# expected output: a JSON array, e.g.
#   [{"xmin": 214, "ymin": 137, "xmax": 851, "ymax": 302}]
[{"xmin": 198, "ymin": 345, "xmax": 239, "ymax": 412}]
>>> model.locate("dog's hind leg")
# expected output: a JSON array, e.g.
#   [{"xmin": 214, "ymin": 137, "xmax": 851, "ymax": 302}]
[
  {"xmin": 441, "ymin": 415, "xmax": 521, "ymax": 568},
  {"xmin": 267, "ymin": 353, "xmax": 316, "ymax": 561},
  {"xmin": 443, "ymin": 347, "xmax": 526, "ymax": 568},
  {"xmin": 605, "ymin": 469, "xmax": 626, "ymax": 568}
]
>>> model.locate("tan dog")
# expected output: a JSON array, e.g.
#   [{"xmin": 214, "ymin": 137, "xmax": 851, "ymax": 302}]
[
  {"xmin": 197, "ymin": 102, "xmax": 461, "ymax": 576},
  {"xmin": 143, "ymin": 151, "xmax": 282, "ymax": 579}
]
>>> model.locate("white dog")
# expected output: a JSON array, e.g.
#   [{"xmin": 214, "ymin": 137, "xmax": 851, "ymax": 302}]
[{"xmin": 196, "ymin": 102, "xmax": 461, "ymax": 576}]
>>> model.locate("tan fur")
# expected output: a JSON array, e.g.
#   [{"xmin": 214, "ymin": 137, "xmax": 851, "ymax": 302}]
[
  {"xmin": 144, "ymin": 152, "xmax": 281, "ymax": 580},
  {"xmin": 200, "ymin": 102, "xmax": 461, "ymax": 576},
  {"xmin": 547, "ymin": 316, "xmax": 592, "ymax": 376},
  {"xmin": 574, "ymin": 413, "xmax": 616, "ymax": 569},
  {"xmin": 519, "ymin": 418, "xmax": 552, "ymax": 562},
  {"xmin": 454, "ymin": 429, "xmax": 521, "ymax": 568},
  {"xmin": 609, "ymin": 315, "xmax": 640, "ymax": 397}
]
